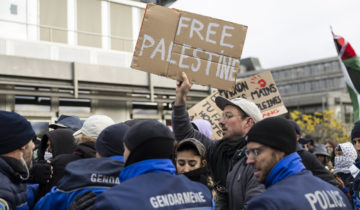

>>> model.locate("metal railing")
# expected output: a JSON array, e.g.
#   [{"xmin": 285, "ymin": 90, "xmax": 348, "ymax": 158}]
[{"xmin": 0, "ymin": 18, "xmax": 134, "ymax": 51}]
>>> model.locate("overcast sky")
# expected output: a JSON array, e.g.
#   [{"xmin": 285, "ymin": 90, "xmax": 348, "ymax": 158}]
[{"xmin": 171, "ymin": 0, "xmax": 360, "ymax": 69}]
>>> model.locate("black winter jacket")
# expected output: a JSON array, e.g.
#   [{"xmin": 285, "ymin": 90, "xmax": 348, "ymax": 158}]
[
  {"xmin": 0, "ymin": 157, "xmax": 29, "ymax": 210},
  {"xmin": 172, "ymin": 105, "xmax": 264, "ymax": 209},
  {"xmin": 35, "ymin": 141, "xmax": 95, "ymax": 201},
  {"xmin": 296, "ymin": 143, "xmax": 339, "ymax": 187}
]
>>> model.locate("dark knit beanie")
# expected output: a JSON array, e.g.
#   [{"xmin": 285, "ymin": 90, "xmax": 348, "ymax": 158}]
[
  {"xmin": 351, "ymin": 120, "xmax": 360, "ymax": 139},
  {"xmin": 0, "ymin": 111, "xmax": 36, "ymax": 154},
  {"xmin": 124, "ymin": 119, "xmax": 175, "ymax": 166},
  {"xmin": 246, "ymin": 117, "xmax": 296, "ymax": 154},
  {"xmin": 96, "ymin": 123, "xmax": 129, "ymax": 157}
]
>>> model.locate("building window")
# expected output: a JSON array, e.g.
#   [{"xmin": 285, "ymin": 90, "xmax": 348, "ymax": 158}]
[
  {"xmin": 326, "ymin": 78, "xmax": 334, "ymax": 88},
  {"xmin": 331, "ymin": 61, "xmax": 340, "ymax": 72},
  {"xmin": 304, "ymin": 66, "xmax": 311, "ymax": 76},
  {"xmin": 15, "ymin": 95, "xmax": 51, "ymax": 112},
  {"xmin": 272, "ymin": 71, "xmax": 278, "ymax": 81},
  {"xmin": 298, "ymin": 83, "xmax": 305, "ymax": 92},
  {"xmin": 344, "ymin": 104, "xmax": 353, "ymax": 123},
  {"xmin": 10, "ymin": 4, "xmax": 18, "ymax": 15},
  {"xmin": 39, "ymin": 0, "xmax": 68, "ymax": 43},
  {"xmin": 110, "ymin": 3, "xmax": 134, "ymax": 52},
  {"xmin": 77, "ymin": 0, "xmax": 102, "ymax": 48},
  {"xmin": 319, "ymin": 79, "xmax": 325, "ymax": 90}
]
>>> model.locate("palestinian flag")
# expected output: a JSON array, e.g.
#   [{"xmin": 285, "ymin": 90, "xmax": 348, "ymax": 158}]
[{"xmin": 332, "ymin": 31, "xmax": 360, "ymax": 122}]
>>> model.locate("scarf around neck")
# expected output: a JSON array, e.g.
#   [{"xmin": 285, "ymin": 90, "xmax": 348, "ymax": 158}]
[
  {"xmin": 183, "ymin": 167, "xmax": 208, "ymax": 187},
  {"xmin": 264, "ymin": 152, "xmax": 305, "ymax": 188},
  {"xmin": 209, "ymin": 138, "xmax": 247, "ymax": 187}
]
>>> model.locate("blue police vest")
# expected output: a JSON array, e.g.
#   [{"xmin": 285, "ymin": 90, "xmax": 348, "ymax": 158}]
[
  {"xmin": 34, "ymin": 156, "xmax": 124, "ymax": 210},
  {"xmin": 248, "ymin": 153, "xmax": 352, "ymax": 210},
  {"xmin": 94, "ymin": 159, "xmax": 214, "ymax": 210}
]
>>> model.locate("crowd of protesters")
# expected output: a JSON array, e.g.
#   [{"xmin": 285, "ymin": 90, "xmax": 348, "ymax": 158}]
[{"xmin": 0, "ymin": 72, "xmax": 359, "ymax": 209}]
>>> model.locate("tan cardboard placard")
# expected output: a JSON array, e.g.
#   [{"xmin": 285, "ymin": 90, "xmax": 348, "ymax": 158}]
[
  {"xmin": 131, "ymin": 4, "xmax": 248, "ymax": 91},
  {"xmin": 188, "ymin": 71, "xmax": 288, "ymax": 139}
]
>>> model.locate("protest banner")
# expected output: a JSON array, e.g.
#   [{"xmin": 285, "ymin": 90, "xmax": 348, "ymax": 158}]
[
  {"xmin": 188, "ymin": 71, "xmax": 288, "ymax": 139},
  {"xmin": 131, "ymin": 4, "xmax": 248, "ymax": 91}
]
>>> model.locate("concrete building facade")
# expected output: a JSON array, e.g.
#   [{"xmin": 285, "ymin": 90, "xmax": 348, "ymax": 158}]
[
  {"xmin": 0, "ymin": 0, "xmax": 353, "ymax": 131},
  {"xmin": 239, "ymin": 57, "xmax": 353, "ymax": 130},
  {"xmin": 0, "ymin": 0, "xmax": 209, "ymax": 124}
]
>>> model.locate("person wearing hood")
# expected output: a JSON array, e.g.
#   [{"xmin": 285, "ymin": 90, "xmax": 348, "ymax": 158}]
[
  {"xmin": 93, "ymin": 120, "xmax": 214, "ymax": 210},
  {"xmin": 33, "ymin": 128, "xmax": 76, "ymax": 201},
  {"xmin": 34, "ymin": 115, "xmax": 114, "ymax": 201},
  {"xmin": 314, "ymin": 144, "xmax": 333, "ymax": 171},
  {"xmin": 245, "ymin": 117, "xmax": 351, "ymax": 210},
  {"xmin": 38, "ymin": 128, "xmax": 76, "ymax": 161},
  {"xmin": 34, "ymin": 123, "xmax": 128, "ymax": 210},
  {"xmin": 174, "ymin": 138, "xmax": 213, "ymax": 192},
  {"xmin": 333, "ymin": 142, "xmax": 359, "ymax": 204},
  {"xmin": 0, "ymin": 111, "xmax": 36, "ymax": 210},
  {"xmin": 191, "ymin": 119, "xmax": 213, "ymax": 139}
]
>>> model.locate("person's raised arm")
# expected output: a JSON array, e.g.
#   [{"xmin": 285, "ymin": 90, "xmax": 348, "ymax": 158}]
[
  {"xmin": 172, "ymin": 72, "xmax": 216, "ymax": 151},
  {"xmin": 175, "ymin": 72, "xmax": 192, "ymax": 105}
]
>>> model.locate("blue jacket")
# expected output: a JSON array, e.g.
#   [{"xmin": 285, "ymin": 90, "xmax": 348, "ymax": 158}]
[
  {"xmin": 26, "ymin": 184, "xmax": 38, "ymax": 208},
  {"xmin": 94, "ymin": 159, "xmax": 214, "ymax": 210},
  {"xmin": 34, "ymin": 156, "xmax": 124, "ymax": 210},
  {"xmin": 352, "ymin": 162, "xmax": 360, "ymax": 209},
  {"xmin": 0, "ymin": 157, "xmax": 29, "ymax": 210},
  {"xmin": 248, "ymin": 152, "xmax": 352, "ymax": 210}
]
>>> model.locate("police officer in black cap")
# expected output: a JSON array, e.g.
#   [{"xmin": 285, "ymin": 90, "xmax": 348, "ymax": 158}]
[{"xmin": 0, "ymin": 111, "xmax": 36, "ymax": 210}]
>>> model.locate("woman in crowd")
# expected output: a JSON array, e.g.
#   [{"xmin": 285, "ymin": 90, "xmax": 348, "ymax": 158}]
[
  {"xmin": 174, "ymin": 138, "xmax": 214, "ymax": 193},
  {"xmin": 325, "ymin": 139, "xmax": 337, "ymax": 166},
  {"xmin": 333, "ymin": 142, "xmax": 358, "ymax": 204}
]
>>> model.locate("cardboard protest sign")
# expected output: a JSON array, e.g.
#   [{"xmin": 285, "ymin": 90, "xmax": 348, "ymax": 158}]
[
  {"xmin": 188, "ymin": 91, "xmax": 223, "ymax": 140},
  {"xmin": 188, "ymin": 71, "xmax": 288, "ymax": 139},
  {"xmin": 131, "ymin": 4, "xmax": 248, "ymax": 91}
]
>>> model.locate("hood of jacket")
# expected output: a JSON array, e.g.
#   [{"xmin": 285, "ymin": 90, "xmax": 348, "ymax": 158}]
[{"xmin": 38, "ymin": 128, "xmax": 76, "ymax": 160}]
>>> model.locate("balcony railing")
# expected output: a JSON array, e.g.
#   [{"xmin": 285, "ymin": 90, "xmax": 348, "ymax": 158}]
[{"xmin": 0, "ymin": 18, "xmax": 134, "ymax": 52}]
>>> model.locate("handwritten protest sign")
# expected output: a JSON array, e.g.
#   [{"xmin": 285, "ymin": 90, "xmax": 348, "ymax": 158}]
[
  {"xmin": 131, "ymin": 4, "xmax": 248, "ymax": 91},
  {"xmin": 188, "ymin": 71, "xmax": 288, "ymax": 139}
]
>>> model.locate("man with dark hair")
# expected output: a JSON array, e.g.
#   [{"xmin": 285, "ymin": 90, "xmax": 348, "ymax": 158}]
[
  {"xmin": 94, "ymin": 120, "xmax": 214, "ymax": 209},
  {"xmin": 0, "ymin": 111, "xmax": 36, "ymax": 210},
  {"xmin": 173, "ymin": 72, "xmax": 264, "ymax": 209},
  {"xmin": 246, "ymin": 117, "xmax": 351, "ymax": 209}
]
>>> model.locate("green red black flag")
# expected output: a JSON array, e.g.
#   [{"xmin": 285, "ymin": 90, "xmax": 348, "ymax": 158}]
[{"xmin": 332, "ymin": 31, "xmax": 360, "ymax": 122}]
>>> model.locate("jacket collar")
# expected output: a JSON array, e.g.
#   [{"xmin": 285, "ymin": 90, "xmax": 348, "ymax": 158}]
[
  {"xmin": 264, "ymin": 152, "xmax": 305, "ymax": 188},
  {"xmin": 0, "ymin": 156, "xmax": 29, "ymax": 182},
  {"xmin": 120, "ymin": 159, "xmax": 176, "ymax": 182}
]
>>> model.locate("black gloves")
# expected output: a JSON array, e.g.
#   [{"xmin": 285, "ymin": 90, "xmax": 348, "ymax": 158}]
[
  {"xmin": 68, "ymin": 190, "xmax": 97, "ymax": 210},
  {"xmin": 28, "ymin": 160, "xmax": 52, "ymax": 184}
]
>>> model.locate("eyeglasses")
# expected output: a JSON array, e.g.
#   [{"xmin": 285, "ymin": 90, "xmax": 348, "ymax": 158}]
[
  {"xmin": 221, "ymin": 112, "xmax": 241, "ymax": 121},
  {"xmin": 245, "ymin": 146, "xmax": 266, "ymax": 158}
]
